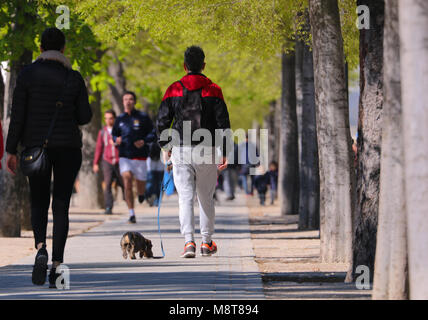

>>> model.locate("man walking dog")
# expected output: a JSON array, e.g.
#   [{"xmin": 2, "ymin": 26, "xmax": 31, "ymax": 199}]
[{"xmin": 156, "ymin": 46, "xmax": 231, "ymax": 258}]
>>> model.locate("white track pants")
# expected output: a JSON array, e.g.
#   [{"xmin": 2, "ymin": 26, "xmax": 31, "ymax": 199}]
[{"xmin": 171, "ymin": 146, "xmax": 218, "ymax": 244}]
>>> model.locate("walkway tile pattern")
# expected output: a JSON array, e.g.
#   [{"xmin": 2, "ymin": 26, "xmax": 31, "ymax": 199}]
[{"xmin": 0, "ymin": 194, "xmax": 264, "ymax": 299}]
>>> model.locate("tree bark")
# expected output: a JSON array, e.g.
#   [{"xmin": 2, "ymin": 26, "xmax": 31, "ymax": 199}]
[
  {"xmin": 349, "ymin": 0, "xmax": 385, "ymax": 282},
  {"xmin": 308, "ymin": 0, "xmax": 355, "ymax": 263},
  {"xmin": 73, "ymin": 80, "xmax": 103, "ymax": 209},
  {"xmin": 279, "ymin": 50, "xmax": 299, "ymax": 216},
  {"xmin": 107, "ymin": 52, "xmax": 126, "ymax": 116},
  {"xmin": 0, "ymin": 50, "xmax": 33, "ymax": 236},
  {"xmin": 266, "ymin": 100, "xmax": 278, "ymax": 165},
  {"xmin": 296, "ymin": 43, "xmax": 303, "ymax": 173},
  {"xmin": 274, "ymin": 99, "xmax": 281, "ymax": 164},
  {"xmin": 296, "ymin": 37, "xmax": 320, "ymax": 230},
  {"xmin": 0, "ymin": 70, "xmax": 4, "ymax": 120},
  {"xmin": 399, "ymin": 0, "xmax": 428, "ymax": 300},
  {"xmin": 373, "ymin": 0, "xmax": 408, "ymax": 300}
]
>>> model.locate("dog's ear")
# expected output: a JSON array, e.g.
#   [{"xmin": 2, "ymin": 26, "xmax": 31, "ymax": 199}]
[
  {"xmin": 127, "ymin": 233, "xmax": 135, "ymax": 246},
  {"xmin": 146, "ymin": 239, "xmax": 152, "ymax": 249}
]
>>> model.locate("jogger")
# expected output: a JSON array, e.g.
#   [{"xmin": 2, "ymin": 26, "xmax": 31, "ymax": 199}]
[{"xmin": 112, "ymin": 91, "xmax": 155, "ymax": 223}]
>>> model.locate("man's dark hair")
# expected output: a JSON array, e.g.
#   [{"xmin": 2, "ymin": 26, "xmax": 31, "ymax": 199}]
[
  {"xmin": 41, "ymin": 27, "xmax": 66, "ymax": 51},
  {"xmin": 270, "ymin": 161, "xmax": 278, "ymax": 168},
  {"xmin": 105, "ymin": 109, "xmax": 116, "ymax": 118},
  {"xmin": 122, "ymin": 91, "xmax": 137, "ymax": 101},
  {"xmin": 184, "ymin": 46, "xmax": 205, "ymax": 73}
]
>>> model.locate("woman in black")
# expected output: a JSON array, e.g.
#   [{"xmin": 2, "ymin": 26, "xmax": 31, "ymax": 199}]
[{"xmin": 5, "ymin": 28, "xmax": 92, "ymax": 288}]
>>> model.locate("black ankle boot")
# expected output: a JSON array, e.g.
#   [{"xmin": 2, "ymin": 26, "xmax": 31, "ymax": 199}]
[
  {"xmin": 32, "ymin": 244, "xmax": 48, "ymax": 285},
  {"xmin": 49, "ymin": 267, "xmax": 61, "ymax": 288}
]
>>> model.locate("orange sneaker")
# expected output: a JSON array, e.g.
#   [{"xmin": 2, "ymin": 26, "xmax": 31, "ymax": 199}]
[
  {"xmin": 200, "ymin": 241, "xmax": 217, "ymax": 256},
  {"xmin": 180, "ymin": 241, "xmax": 196, "ymax": 258}
]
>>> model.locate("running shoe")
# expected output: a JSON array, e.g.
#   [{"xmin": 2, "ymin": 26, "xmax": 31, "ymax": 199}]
[
  {"xmin": 201, "ymin": 241, "xmax": 218, "ymax": 257},
  {"xmin": 128, "ymin": 215, "xmax": 136, "ymax": 224},
  {"xmin": 180, "ymin": 241, "xmax": 196, "ymax": 258}
]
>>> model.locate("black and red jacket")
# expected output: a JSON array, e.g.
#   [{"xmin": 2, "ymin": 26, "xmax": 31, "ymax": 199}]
[{"xmin": 156, "ymin": 73, "xmax": 231, "ymax": 151}]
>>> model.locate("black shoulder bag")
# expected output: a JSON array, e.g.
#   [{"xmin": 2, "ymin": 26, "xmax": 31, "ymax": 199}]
[{"xmin": 20, "ymin": 70, "xmax": 71, "ymax": 177}]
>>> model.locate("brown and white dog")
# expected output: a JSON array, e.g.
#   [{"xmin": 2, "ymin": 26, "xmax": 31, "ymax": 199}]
[{"xmin": 120, "ymin": 232, "xmax": 153, "ymax": 259}]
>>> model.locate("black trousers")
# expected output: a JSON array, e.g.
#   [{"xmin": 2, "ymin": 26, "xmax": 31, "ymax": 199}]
[
  {"xmin": 28, "ymin": 148, "xmax": 82, "ymax": 263},
  {"xmin": 102, "ymin": 159, "xmax": 124, "ymax": 209}
]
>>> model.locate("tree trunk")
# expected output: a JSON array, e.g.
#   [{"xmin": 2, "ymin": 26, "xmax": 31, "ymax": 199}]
[
  {"xmin": 373, "ymin": 0, "xmax": 408, "ymax": 300},
  {"xmin": 279, "ymin": 50, "xmax": 299, "ymax": 216},
  {"xmin": 349, "ymin": 0, "xmax": 385, "ymax": 282},
  {"xmin": 107, "ymin": 52, "xmax": 126, "ymax": 116},
  {"xmin": 0, "ymin": 50, "xmax": 33, "ymax": 236},
  {"xmin": 308, "ymin": 0, "xmax": 355, "ymax": 263},
  {"xmin": 266, "ymin": 100, "xmax": 277, "ymax": 165},
  {"xmin": 73, "ymin": 80, "xmax": 104, "ymax": 209},
  {"xmin": 295, "ymin": 43, "xmax": 303, "ymax": 174},
  {"xmin": 296, "ymin": 37, "xmax": 320, "ymax": 231},
  {"xmin": 274, "ymin": 99, "xmax": 281, "ymax": 164},
  {"xmin": 0, "ymin": 70, "xmax": 4, "ymax": 120},
  {"xmin": 399, "ymin": 0, "xmax": 428, "ymax": 300}
]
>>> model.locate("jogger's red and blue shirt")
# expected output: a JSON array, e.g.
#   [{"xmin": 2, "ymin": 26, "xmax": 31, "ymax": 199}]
[
  {"xmin": 112, "ymin": 109, "xmax": 155, "ymax": 159},
  {"xmin": 156, "ymin": 73, "xmax": 231, "ymax": 153}
]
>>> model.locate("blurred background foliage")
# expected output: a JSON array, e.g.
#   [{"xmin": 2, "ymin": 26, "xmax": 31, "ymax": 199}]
[{"xmin": 2, "ymin": 0, "xmax": 359, "ymax": 129}]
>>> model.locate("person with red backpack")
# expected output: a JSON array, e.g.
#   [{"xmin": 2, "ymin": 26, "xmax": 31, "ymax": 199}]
[{"xmin": 156, "ymin": 46, "xmax": 231, "ymax": 258}]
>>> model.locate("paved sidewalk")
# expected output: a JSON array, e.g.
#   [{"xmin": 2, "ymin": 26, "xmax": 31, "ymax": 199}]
[
  {"xmin": 0, "ymin": 193, "xmax": 264, "ymax": 299},
  {"xmin": 247, "ymin": 197, "xmax": 371, "ymax": 300}
]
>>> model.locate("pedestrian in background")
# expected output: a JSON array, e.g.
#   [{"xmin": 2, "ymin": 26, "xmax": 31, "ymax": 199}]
[
  {"xmin": 93, "ymin": 109, "xmax": 124, "ymax": 215},
  {"xmin": 254, "ymin": 166, "xmax": 268, "ymax": 206},
  {"xmin": 221, "ymin": 142, "xmax": 239, "ymax": 201},
  {"xmin": 238, "ymin": 134, "xmax": 258, "ymax": 196},
  {"xmin": 266, "ymin": 161, "xmax": 278, "ymax": 205},
  {"xmin": 145, "ymin": 142, "xmax": 164, "ymax": 207}
]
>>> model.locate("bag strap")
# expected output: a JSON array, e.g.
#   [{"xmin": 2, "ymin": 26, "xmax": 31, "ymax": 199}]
[
  {"xmin": 44, "ymin": 69, "xmax": 71, "ymax": 147},
  {"xmin": 178, "ymin": 80, "xmax": 187, "ymax": 97}
]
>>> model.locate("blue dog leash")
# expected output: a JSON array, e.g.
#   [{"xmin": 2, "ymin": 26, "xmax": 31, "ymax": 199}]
[{"xmin": 157, "ymin": 165, "xmax": 173, "ymax": 258}]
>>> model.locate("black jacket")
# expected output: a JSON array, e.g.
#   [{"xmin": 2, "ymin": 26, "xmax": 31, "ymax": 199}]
[
  {"xmin": 112, "ymin": 109, "xmax": 156, "ymax": 159},
  {"xmin": 6, "ymin": 51, "xmax": 92, "ymax": 155},
  {"xmin": 156, "ymin": 73, "xmax": 231, "ymax": 152}
]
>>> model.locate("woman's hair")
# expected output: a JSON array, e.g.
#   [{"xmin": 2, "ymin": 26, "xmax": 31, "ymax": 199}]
[{"xmin": 41, "ymin": 27, "xmax": 66, "ymax": 51}]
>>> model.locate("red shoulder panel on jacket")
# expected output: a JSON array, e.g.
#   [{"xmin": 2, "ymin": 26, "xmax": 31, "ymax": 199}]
[
  {"xmin": 202, "ymin": 83, "xmax": 224, "ymax": 100},
  {"xmin": 162, "ymin": 82, "xmax": 183, "ymax": 101}
]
